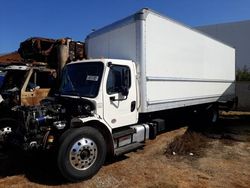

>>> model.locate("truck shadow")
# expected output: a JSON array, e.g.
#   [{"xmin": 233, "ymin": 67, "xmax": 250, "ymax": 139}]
[
  {"xmin": 0, "ymin": 149, "xmax": 66, "ymax": 185},
  {"xmin": 190, "ymin": 112, "xmax": 250, "ymax": 142},
  {"xmin": 165, "ymin": 111, "xmax": 250, "ymax": 157},
  {"xmin": 0, "ymin": 148, "xmax": 130, "ymax": 186},
  {"xmin": 0, "ymin": 112, "xmax": 249, "ymax": 185}
]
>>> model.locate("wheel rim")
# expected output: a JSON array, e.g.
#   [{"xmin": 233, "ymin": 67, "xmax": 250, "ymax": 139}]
[
  {"xmin": 0, "ymin": 127, "xmax": 12, "ymax": 142},
  {"xmin": 69, "ymin": 137, "xmax": 98, "ymax": 171}
]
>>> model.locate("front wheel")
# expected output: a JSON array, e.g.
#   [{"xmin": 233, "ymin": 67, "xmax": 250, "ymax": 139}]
[
  {"xmin": 0, "ymin": 118, "xmax": 18, "ymax": 147},
  {"xmin": 57, "ymin": 127, "xmax": 107, "ymax": 182}
]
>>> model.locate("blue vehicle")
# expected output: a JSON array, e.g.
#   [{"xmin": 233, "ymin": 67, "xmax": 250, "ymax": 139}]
[{"xmin": 0, "ymin": 71, "xmax": 6, "ymax": 88}]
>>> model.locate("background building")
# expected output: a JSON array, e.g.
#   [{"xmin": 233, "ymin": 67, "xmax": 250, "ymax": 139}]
[{"xmin": 196, "ymin": 21, "xmax": 250, "ymax": 110}]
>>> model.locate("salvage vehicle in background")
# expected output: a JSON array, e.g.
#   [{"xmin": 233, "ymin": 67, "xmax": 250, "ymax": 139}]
[
  {"xmin": 0, "ymin": 37, "xmax": 85, "ymax": 151},
  {"xmin": 0, "ymin": 64, "xmax": 56, "ymax": 106},
  {"xmin": 0, "ymin": 8, "xmax": 237, "ymax": 182},
  {"xmin": 0, "ymin": 37, "xmax": 85, "ymax": 107},
  {"xmin": 0, "ymin": 68, "xmax": 6, "ymax": 88}
]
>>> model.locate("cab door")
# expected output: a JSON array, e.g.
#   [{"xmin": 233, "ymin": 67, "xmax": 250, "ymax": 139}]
[
  {"xmin": 21, "ymin": 69, "xmax": 34, "ymax": 106},
  {"xmin": 21, "ymin": 69, "xmax": 55, "ymax": 106},
  {"xmin": 103, "ymin": 62, "xmax": 138, "ymax": 129}
]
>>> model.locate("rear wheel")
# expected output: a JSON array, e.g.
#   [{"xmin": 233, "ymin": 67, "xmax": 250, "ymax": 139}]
[
  {"xmin": 189, "ymin": 104, "xmax": 219, "ymax": 130},
  {"xmin": 204, "ymin": 104, "xmax": 219, "ymax": 125},
  {"xmin": 57, "ymin": 127, "xmax": 107, "ymax": 182}
]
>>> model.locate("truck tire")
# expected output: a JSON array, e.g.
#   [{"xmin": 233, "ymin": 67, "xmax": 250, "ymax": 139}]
[
  {"xmin": 0, "ymin": 118, "xmax": 18, "ymax": 148},
  {"xmin": 190, "ymin": 104, "xmax": 219, "ymax": 130},
  {"xmin": 57, "ymin": 126, "xmax": 107, "ymax": 182}
]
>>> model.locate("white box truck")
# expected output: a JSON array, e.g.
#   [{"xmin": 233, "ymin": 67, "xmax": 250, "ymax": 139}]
[
  {"xmin": 0, "ymin": 8, "xmax": 236, "ymax": 182},
  {"xmin": 86, "ymin": 8, "xmax": 235, "ymax": 113}
]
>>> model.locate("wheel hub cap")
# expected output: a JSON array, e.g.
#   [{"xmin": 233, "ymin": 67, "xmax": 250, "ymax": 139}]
[
  {"xmin": 0, "ymin": 127, "xmax": 12, "ymax": 142},
  {"xmin": 69, "ymin": 138, "xmax": 98, "ymax": 170}
]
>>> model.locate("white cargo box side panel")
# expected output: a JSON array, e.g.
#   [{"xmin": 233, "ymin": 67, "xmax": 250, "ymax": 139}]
[
  {"xmin": 87, "ymin": 22, "xmax": 137, "ymax": 62},
  {"xmin": 144, "ymin": 12, "xmax": 235, "ymax": 112}
]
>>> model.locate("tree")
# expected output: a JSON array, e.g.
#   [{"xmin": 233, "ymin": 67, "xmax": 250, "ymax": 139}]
[{"xmin": 236, "ymin": 65, "xmax": 250, "ymax": 81}]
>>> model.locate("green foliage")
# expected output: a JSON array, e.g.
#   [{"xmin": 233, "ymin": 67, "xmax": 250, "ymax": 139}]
[{"xmin": 236, "ymin": 65, "xmax": 250, "ymax": 81}]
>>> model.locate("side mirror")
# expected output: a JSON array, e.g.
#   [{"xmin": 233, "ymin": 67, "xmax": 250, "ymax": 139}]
[{"xmin": 121, "ymin": 69, "xmax": 130, "ymax": 97}]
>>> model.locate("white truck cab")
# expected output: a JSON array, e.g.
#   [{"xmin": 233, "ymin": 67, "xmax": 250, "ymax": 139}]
[{"xmin": 60, "ymin": 59, "xmax": 139, "ymax": 130}]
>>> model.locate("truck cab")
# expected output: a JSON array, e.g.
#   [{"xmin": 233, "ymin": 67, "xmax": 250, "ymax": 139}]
[{"xmin": 59, "ymin": 59, "xmax": 138, "ymax": 129}]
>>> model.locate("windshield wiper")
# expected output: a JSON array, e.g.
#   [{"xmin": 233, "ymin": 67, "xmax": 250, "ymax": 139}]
[
  {"xmin": 60, "ymin": 67, "xmax": 81, "ymax": 97},
  {"xmin": 65, "ymin": 70, "xmax": 76, "ymax": 92}
]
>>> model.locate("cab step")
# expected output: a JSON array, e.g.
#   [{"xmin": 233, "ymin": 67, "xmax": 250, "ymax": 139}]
[
  {"xmin": 114, "ymin": 142, "xmax": 144, "ymax": 156},
  {"xmin": 112, "ymin": 128, "xmax": 135, "ymax": 139}
]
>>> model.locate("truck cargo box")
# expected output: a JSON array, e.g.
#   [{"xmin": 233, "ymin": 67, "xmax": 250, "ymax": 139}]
[{"xmin": 86, "ymin": 8, "xmax": 235, "ymax": 113}]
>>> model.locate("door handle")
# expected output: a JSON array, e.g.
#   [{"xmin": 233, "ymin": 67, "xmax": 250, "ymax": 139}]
[{"xmin": 131, "ymin": 101, "xmax": 136, "ymax": 112}]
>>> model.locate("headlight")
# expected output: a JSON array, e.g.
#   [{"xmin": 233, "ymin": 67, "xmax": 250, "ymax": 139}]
[{"xmin": 0, "ymin": 94, "xmax": 4, "ymax": 103}]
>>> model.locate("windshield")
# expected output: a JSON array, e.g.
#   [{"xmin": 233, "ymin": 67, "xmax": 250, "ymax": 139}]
[
  {"xmin": 59, "ymin": 62, "xmax": 104, "ymax": 98},
  {"xmin": 0, "ymin": 70, "xmax": 28, "ymax": 91}
]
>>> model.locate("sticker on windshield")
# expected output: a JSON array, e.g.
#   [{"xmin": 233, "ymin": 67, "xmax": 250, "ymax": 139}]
[{"xmin": 86, "ymin": 75, "xmax": 99, "ymax": 81}]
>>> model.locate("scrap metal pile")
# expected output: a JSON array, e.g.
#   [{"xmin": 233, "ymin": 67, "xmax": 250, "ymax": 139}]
[
  {"xmin": 0, "ymin": 37, "xmax": 86, "ymax": 107},
  {"xmin": 0, "ymin": 36, "xmax": 87, "ymax": 152}
]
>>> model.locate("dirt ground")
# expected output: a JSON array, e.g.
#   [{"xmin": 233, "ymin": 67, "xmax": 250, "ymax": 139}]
[{"xmin": 0, "ymin": 111, "xmax": 250, "ymax": 188}]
